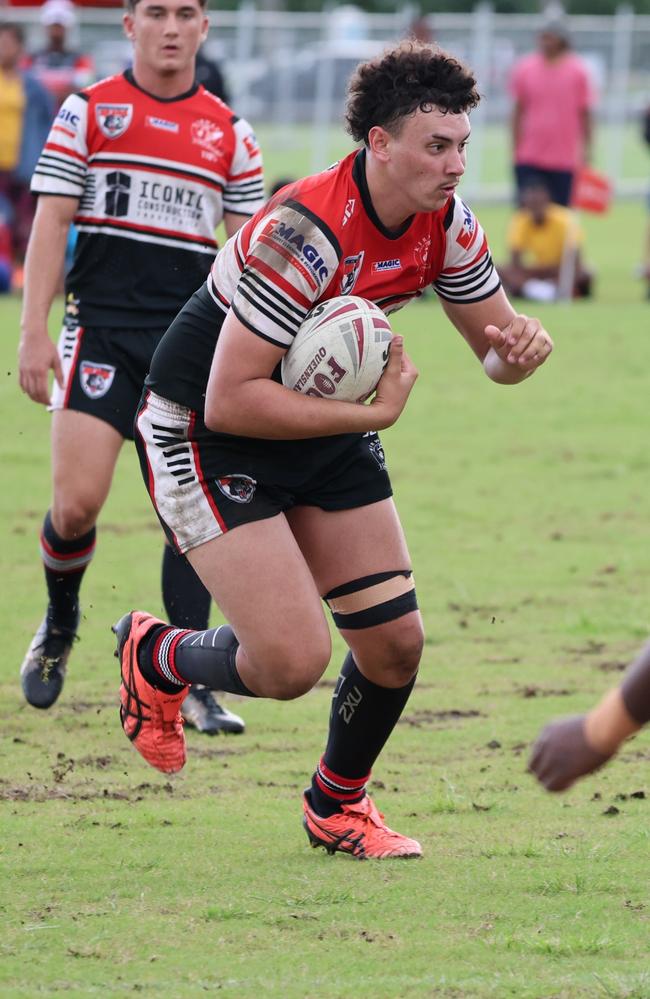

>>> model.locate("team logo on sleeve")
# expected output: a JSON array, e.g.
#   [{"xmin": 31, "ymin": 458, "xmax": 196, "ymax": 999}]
[
  {"xmin": 340, "ymin": 251, "xmax": 364, "ymax": 294},
  {"xmin": 80, "ymin": 362, "xmax": 116, "ymax": 399},
  {"xmin": 456, "ymin": 202, "xmax": 478, "ymax": 251},
  {"xmin": 96, "ymin": 104, "xmax": 133, "ymax": 139},
  {"xmin": 215, "ymin": 475, "xmax": 257, "ymax": 504}
]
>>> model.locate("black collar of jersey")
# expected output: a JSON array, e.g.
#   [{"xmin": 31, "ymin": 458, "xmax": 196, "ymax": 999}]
[
  {"xmin": 123, "ymin": 68, "xmax": 198, "ymax": 103},
  {"xmin": 352, "ymin": 148, "xmax": 414, "ymax": 241}
]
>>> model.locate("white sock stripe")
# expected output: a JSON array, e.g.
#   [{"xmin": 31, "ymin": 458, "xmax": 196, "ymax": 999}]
[
  {"xmin": 317, "ymin": 766, "xmax": 366, "ymax": 793},
  {"xmin": 156, "ymin": 629, "xmax": 185, "ymax": 686},
  {"xmin": 40, "ymin": 547, "xmax": 95, "ymax": 573}
]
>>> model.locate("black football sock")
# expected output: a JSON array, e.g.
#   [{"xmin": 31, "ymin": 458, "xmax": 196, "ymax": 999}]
[
  {"xmin": 41, "ymin": 510, "xmax": 95, "ymax": 631},
  {"xmin": 138, "ymin": 624, "xmax": 257, "ymax": 697},
  {"xmin": 309, "ymin": 651, "xmax": 416, "ymax": 817},
  {"xmin": 161, "ymin": 544, "xmax": 211, "ymax": 630}
]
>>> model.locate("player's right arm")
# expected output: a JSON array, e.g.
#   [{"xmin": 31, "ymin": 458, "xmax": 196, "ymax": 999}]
[
  {"xmin": 205, "ymin": 311, "xmax": 416, "ymax": 439},
  {"xmin": 18, "ymin": 194, "xmax": 79, "ymax": 405},
  {"xmin": 19, "ymin": 92, "xmax": 89, "ymax": 405}
]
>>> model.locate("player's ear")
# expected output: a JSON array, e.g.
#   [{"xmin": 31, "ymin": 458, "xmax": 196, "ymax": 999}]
[
  {"xmin": 368, "ymin": 126, "xmax": 391, "ymax": 162},
  {"xmin": 123, "ymin": 12, "xmax": 135, "ymax": 41},
  {"xmin": 200, "ymin": 15, "xmax": 209, "ymax": 42}
]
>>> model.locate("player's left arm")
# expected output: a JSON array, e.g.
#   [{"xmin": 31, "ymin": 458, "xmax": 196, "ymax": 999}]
[
  {"xmin": 223, "ymin": 210, "xmax": 250, "ymax": 239},
  {"xmin": 442, "ymin": 287, "xmax": 553, "ymax": 384}
]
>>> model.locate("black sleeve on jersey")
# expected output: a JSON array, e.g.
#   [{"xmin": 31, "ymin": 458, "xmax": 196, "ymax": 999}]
[{"xmin": 284, "ymin": 198, "xmax": 342, "ymax": 260}]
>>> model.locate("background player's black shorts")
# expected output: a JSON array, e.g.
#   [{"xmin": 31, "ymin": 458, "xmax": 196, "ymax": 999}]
[
  {"xmin": 50, "ymin": 325, "xmax": 165, "ymax": 440},
  {"xmin": 135, "ymin": 390, "xmax": 393, "ymax": 554}
]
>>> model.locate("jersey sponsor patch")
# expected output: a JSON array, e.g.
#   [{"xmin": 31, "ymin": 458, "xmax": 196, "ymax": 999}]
[
  {"xmin": 80, "ymin": 361, "xmax": 116, "ymax": 398},
  {"xmin": 215, "ymin": 474, "xmax": 257, "ymax": 504},
  {"xmin": 340, "ymin": 251, "xmax": 364, "ymax": 294},
  {"xmin": 96, "ymin": 104, "xmax": 133, "ymax": 139},
  {"xmin": 258, "ymin": 218, "xmax": 330, "ymax": 289},
  {"xmin": 146, "ymin": 115, "xmax": 179, "ymax": 134},
  {"xmin": 56, "ymin": 106, "xmax": 80, "ymax": 131},
  {"xmin": 372, "ymin": 258, "xmax": 401, "ymax": 273},
  {"xmin": 456, "ymin": 201, "xmax": 478, "ymax": 251}
]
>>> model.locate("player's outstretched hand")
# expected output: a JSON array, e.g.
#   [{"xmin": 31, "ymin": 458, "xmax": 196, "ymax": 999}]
[
  {"xmin": 371, "ymin": 336, "xmax": 418, "ymax": 428},
  {"xmin": 528, "ymin": 714, "xmax": 612, "ymax": 792},
  {"xmin": 18, "ymin": 334, "xmax": 64, "ymax": 406},
  {"xmin": 485, "ymin": 315, "xmax": 553, "ymax": 373}
]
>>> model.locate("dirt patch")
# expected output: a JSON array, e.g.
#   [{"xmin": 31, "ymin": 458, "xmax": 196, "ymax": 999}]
[
  {"xmin": 0, "ymin": 778, "xmax": 186, "ymax": 803},
  {"xmin": 516, "ymin": 685, "xmax": 573, "ymax": 698},
  {"xmin": 399, "ymin": 708, "xmax": 483, "ymax": 728}
]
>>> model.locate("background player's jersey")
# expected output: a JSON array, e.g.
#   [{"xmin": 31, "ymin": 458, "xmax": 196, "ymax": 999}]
[
  {"xmin": 149, "ymin": 148, "xmax": 500, "ymax": 410},
  {"xmin": 31, "ymin": 70, "xmax": 265, "ymax": 329}
]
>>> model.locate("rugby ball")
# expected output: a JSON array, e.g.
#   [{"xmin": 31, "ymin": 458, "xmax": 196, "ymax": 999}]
[{"xmin": 281, "ymin": 296, "xmax": 393, "ymax": 403}]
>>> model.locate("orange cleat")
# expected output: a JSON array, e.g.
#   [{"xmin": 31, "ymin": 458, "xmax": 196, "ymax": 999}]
[
  {"xmin": 302, "ymin": 791, "xmax": 422, "ymax": 860},
  {"xmin": 113, "ymin": 611, "xmax": 188, "ymax": 774}
]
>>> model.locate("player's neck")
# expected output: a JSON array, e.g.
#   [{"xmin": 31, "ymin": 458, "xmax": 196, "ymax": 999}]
[
  {"xmin": 364, "ymin": 157, "xmax": 413, "ymax": 231},
  {"xmin": 130, "ymin": 60, "xmax": 196, "ymax": 100}
]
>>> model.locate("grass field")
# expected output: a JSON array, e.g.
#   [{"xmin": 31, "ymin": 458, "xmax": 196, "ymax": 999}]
[{"xmin": 1, "ymin": 199, "xmax": 649, "ymax": 998}]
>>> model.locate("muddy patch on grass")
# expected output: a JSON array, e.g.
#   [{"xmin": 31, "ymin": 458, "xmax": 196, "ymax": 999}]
[
  {"xmin": 0, "ymin": 777, "xmax": 187, "ymax": 803},
  {"xmin": 516, "ymin": 685, "xmax": 573, "ymax": 698},
  {"xmin": 399, "ymin": 708, "xmax": 483, "ymax": 728}
]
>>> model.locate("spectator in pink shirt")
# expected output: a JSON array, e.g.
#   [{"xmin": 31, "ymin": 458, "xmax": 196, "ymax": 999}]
[{"xmin": 509, "ymin": 18, "xmax": 595, "ymax": 207}]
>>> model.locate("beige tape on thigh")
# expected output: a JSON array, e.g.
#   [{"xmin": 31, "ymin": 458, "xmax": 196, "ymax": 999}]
[{"xmin": 326, "ymin": 574, "xmax": 415, "ymax": 615}]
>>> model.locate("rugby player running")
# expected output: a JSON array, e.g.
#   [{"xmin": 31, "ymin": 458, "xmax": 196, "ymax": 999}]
[{"xmin": 114, "ymin": 41, "xmax": 554, "ymax": 858}]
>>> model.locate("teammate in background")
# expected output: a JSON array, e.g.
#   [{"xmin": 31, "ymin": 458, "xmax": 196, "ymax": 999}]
[
  {"xmin": 113, "ymin": 41, "xmax": 553, "ymax": 859},
  {"xmin": 530, "ymin": 642, "xmax": 650, "ymax": 791},
  {"xmin": 17, "ymin": 0, "xmax": 264, "ymax": 739},
  {"xmin": 498, "ymin": 180, "xmax": 593, "ymax": 302},
  {"xmin": 194, "ymin": 44, "xmax": 229, "ymax": 102},
  {"xmin": 25, "ymin": 0, "xmax": 95, "ymax": 109},
  {"xmin": 509, "ymin": 16, "xmax": 594, "ymax": 207}
]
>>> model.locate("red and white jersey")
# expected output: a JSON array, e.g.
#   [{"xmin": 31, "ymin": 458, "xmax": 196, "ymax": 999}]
[
  {"xmin": 208, "ymin": 148, "xmax": 499, "ymax": 349},
  {"xmin": 31, "ymin": 70, "xmax": 265, "ymax": 329}
]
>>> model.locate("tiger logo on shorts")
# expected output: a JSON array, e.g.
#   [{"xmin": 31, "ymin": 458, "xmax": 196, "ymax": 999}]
[
  {"xmin": 80, "ymin": 362, "xmax": 116, "ymax": 399},
  {"xmin": 215, "ymin": 475, "xmax": 257, "ymax": 503}
]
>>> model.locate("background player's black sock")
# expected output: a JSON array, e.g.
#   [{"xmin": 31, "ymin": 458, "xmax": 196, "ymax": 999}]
[
  {"xmin": 309, "ymin": 651, "xmax": 416, "ymax": 817},
  {"xmin": 138, "ymin": 625, "xmax": 258, "ymax": 697},
  {"xmin": 41, "ymin": 510, "xmax": 95, "ymax": 631},
  {"xmin": 161, "ymin": 544, "xmax": 211, "ymax": 630}
]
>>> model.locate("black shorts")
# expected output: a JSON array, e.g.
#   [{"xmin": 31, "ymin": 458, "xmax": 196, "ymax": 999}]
[
  {"xmin": 135, "ymin": 390, "xmax": 393, "ymax": 553},
  {"xmin": 51, "ymin": 325, "xmax": 165, "ymax": 440}
]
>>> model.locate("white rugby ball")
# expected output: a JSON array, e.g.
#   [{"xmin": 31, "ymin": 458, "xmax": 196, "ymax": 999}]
[{"xmin": 281, "ymin": 295, "xmax": 393, "ymax": 403}]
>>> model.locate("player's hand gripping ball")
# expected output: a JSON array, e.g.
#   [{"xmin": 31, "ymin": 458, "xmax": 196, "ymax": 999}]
[{"xmin": 281, "ymin": 295, "xmax": 393, "ymax": 403}]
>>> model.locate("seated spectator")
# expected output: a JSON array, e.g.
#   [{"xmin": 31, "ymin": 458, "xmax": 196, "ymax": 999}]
[
  {"xmin": 499, "ymin": 181, "xmax": 593, "ymax": 301},
  {"xmin": 0, "ymin": 21, "xmax": 53, "ymax": 286},
  {"xmin": 25, "ymin": 0, "xmax": 94, "ymax": 109}
]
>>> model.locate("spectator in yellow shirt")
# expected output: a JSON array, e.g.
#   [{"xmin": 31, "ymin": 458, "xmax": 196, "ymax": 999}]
[{"xmin": 499, "ymin": 181, "xmax": 593, "ymax": 301}]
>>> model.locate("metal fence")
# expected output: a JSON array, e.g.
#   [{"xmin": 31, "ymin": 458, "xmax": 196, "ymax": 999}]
[{"xmin": 16, "ymin": 4, "xmax": 650, "ymax": 198}]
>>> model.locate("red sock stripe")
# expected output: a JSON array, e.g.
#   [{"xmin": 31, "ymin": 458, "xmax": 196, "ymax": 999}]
[
  {"xmin": 314, "ymin": 772, "xmax": 366, "ymax": 801},
  {"xmin": 318, "ymin": 758, "xmax": 371, "ymax": 789}
]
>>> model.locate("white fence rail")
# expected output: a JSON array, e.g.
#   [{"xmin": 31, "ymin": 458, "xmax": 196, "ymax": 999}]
[{"xmin": 14, "ymin": 5, "xmax": 650, "ymax": 199}]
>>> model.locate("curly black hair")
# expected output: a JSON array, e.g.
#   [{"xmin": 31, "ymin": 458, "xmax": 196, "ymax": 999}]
[{"xmin": 346, "ymin": 41, "xmax": 480, "ymax": 145}]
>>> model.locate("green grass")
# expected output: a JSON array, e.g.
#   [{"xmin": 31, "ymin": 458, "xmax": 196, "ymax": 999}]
[{"xmin": 1, "ymin": 200, "xmax": 650, "ymax": 998}]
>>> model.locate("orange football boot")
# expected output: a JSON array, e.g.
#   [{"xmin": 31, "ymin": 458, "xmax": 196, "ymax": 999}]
[
  {"xmin": 113, "ymin": 611, "xmax": 188, "ymax": 774},
  {"xmin": 302, "ymin": 791, "xmax": 422, "ymax": 859}
]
